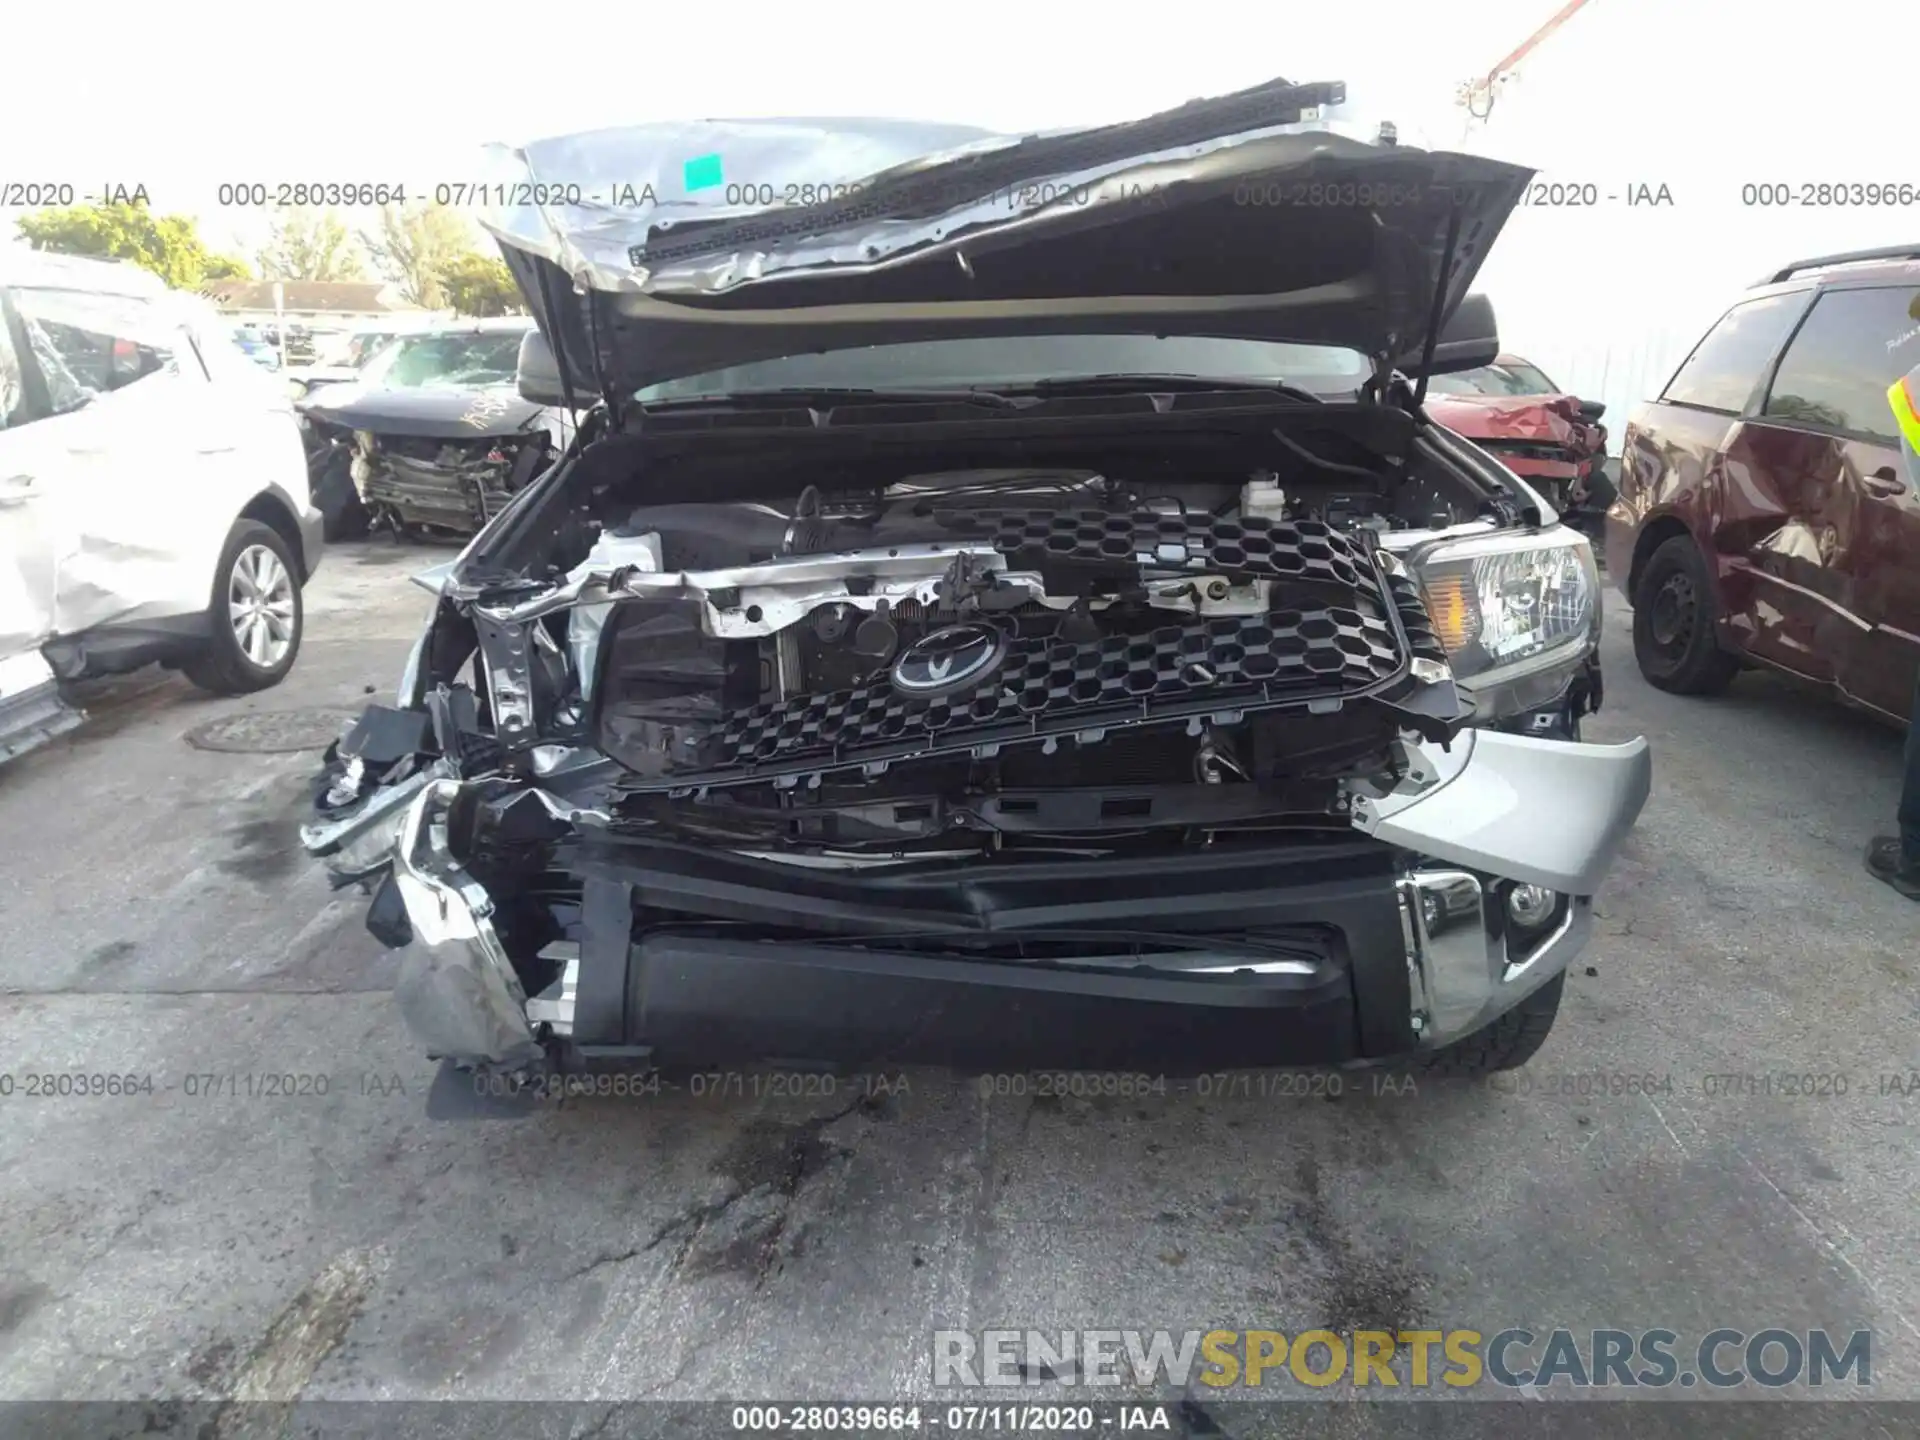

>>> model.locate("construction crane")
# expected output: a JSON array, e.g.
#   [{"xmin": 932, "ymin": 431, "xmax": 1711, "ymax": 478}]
[{"xmin": 1457, "ymin": 0, "xmax": 1601, "ymax": 129}]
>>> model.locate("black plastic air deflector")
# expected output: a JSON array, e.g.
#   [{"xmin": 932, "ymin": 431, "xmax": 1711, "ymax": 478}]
[
  {"xmin": 339, "ymin": 706, "xmax": 434, "ymax": 766},
  {"xmin": 570, "ymin": 875, "xmax": 640, "ymax": 1056},
  {"xmin": 563, "ymin": 833, "xmax": 1417, "ymax": 1060}
]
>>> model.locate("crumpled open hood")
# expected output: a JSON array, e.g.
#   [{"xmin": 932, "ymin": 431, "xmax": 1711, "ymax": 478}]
[
  {"xmin": 300, "ymin": 383, "xmax": 550, "ymax": 439},
  {"xmin": 476, "ymin": 77, "xmax": 1532, "ymax": 397},
  {"xmin": 1424, "ymin": 393, "xmax": 1588, "ymax": 443}
]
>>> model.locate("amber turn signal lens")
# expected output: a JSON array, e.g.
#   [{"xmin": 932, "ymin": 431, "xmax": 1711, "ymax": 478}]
[{"xmin": 1420, "ymin": 573, "xmax": 1480, "ymax": 655}]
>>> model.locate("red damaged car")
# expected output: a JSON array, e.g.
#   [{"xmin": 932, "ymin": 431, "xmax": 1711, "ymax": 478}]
[{"xmin": 1423, "ymin": 354, "xmax": 1610, "ymax": 524}]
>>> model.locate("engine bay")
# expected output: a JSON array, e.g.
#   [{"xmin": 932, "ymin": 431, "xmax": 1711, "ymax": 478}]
[{"xmin": 389, "ymin": 398, "xmax": 1521, "ymax": 856}]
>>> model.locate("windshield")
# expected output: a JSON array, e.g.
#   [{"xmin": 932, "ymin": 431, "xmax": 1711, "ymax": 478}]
[
  {"xmin": 634, "ymin": 336, "xmax": 1373, "ymax": 402},
  {"xmin": 1425, "ymin": 359, "xmax": 1560, "ymax": 398},
  {"xmin": 357, "ymin": 330, "xmax": 524, "ymax": 389},
  {"xmin": 346, "ymin": 333, "xmax": 397, "ymax": 367},
  {"xmin": 310, "ymin": 331, "xmax": 371, "ymax": 367}
]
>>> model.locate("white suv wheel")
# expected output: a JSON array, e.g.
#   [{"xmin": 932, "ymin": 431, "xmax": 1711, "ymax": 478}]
[
  {"xmin": 227, "ymin": 543, "xmax": 297, "ymax": 669},
  {"xmin": 182, "ymin": 519, "xmax": 304, "ymax": 696}
]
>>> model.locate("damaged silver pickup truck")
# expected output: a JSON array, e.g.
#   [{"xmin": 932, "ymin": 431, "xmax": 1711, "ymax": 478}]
[{"xmin": 301, "ymin": 77, "xmax": 1652, "ymax": 1090}]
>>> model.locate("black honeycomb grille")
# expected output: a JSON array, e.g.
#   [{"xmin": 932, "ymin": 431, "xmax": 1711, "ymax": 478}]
[
  {"xmin": 935, "ymin": 508, "xmax": 1376, "ymax": 591},
  {"xmin": 716, "ymin": 607, "xmax": 1400, "ymax": 772}
]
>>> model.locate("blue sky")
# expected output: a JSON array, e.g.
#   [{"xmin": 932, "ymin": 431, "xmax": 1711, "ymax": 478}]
[
  {"xmin": 9, "ymin": 0, "xmax": 1905, "ymax": 267},
  {"xmin": 16, "ymin": 0, "xmax": 1900, "ymax": 251}
]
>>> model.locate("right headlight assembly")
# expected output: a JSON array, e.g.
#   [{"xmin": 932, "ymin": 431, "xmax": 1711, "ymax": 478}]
[{"xmin": 1412, "ymin": 527, "xmax": 1600, "ymax": 687}]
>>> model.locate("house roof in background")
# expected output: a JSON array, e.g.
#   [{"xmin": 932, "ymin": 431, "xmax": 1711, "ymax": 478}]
[{"xmin": 199, "ymin": 280, "xmax": 419, "ymax": 313}]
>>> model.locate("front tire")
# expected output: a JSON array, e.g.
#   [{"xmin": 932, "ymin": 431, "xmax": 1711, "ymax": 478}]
[
  {"xmin": 1631, "ymin": 534, "xmax": 1739, "ymax": 695},
  {"xmin": 1414, "ymin": 972, "xmax": 1565, "ymax": 1078},
  {"xmin": 181, "ymin": 520, "xmax": 304, "ymax": 695}
]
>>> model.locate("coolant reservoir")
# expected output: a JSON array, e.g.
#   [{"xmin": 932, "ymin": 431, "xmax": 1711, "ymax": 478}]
[{"xmin": 1240, "ymin": 473, "xmax": 1288, "ymax": 522}]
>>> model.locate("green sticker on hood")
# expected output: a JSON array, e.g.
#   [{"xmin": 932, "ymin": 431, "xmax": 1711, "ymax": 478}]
[{"xmin": 683, "ymin": 153, "xmax": 723, "ymax": 192}]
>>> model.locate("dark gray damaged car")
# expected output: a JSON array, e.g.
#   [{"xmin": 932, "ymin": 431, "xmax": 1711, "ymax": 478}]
[
  {"xmin": 300, "ymin": 77, "xmax": 1651, "ymax": 1096},
  {"xmin": 298, "ymin": 319, "xmax": 573, "ymax": 541}
]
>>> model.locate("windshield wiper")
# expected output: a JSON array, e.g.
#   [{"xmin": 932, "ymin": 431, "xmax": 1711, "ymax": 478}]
[{"xmin": 638, "ymin": 386, "xmax": 1028, "ymax": 411}]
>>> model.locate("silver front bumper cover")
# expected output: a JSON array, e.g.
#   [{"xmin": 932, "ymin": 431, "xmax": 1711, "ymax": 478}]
[
  {"xmin": 386, "ymin": 778, "xmax": 542, "ymax": 1069},
  {"xmin": 1350, "ymin": 728, "xmax": 1652, "ymax": 896},
  {"xmin": 329, "ymin": 724, "xmax": 1649, "ymax": 1068},
  {"xmin": 1354, "ymin": 727, "xmax": 1650, "ymax": 1049},
  {"xmin": 1399, "ymin": 870, "xmax": 1594, "ymax": 1048}
]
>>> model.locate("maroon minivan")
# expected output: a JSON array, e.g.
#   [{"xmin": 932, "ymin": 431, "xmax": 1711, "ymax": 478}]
[{"xmin": 1605, "ymin": 245, "xmax": 1920, "ymax": 724}]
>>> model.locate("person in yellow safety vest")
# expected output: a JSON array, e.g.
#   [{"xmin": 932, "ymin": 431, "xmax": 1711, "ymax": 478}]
[
  {"xmin": 1864, "ymin": 359, "xmax": 1920, "ymax": 901},
  {"xmin": 1890, "ymin": 366, "xmax": 1920, "ymax": 489}
]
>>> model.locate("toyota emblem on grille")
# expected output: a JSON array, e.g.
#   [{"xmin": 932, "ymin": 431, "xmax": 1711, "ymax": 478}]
[{"xmin": 890, "ymin": 623, "xmax": 1007, "ymax": 697}]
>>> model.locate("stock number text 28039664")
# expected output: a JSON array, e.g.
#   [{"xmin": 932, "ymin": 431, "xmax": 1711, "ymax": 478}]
[
  {"xmin": 720, "ymin": 181, "xmax": 872, "ymax": 208},
  {"xmin": 1741, "ymin": 182, "xmax": 1919, "ymax": 207},
  {"xmin": 217, "ymin": 182, "xmax": 407, "ymax": 207}
]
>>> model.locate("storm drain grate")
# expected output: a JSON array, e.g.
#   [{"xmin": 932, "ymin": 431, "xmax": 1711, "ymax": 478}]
[{"xmin": 184, "ymin": 709, "xmax": 358, "ymax": 754}]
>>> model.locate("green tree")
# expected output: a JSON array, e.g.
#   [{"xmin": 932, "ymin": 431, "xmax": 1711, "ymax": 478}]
[
  {"xmin": 360, "ymin": 202, "xmax": 476, "ymax": 309},
  {"xmin": 439, "ymin": 252, "xmax": 524, "ymax": 317},
  {"xmin": 1765, "ymin": 394, "xmax": 1849, "ymax": 431},
  {"xmin": 202, "ymin": 252, "xmax": 252, "ymax": 281},
  {"xmin": 255, "ymin": 207, "xmax": 367, "ymax": 282},
  {"xmin": 15, "ymin": 201, "xmax": 252, "ymax": 288}
]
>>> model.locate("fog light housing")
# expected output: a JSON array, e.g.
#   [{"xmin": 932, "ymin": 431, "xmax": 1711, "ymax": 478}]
[{"xmin": 1505, "ymin": 883, "xmax": 1559, "ymax": 931}]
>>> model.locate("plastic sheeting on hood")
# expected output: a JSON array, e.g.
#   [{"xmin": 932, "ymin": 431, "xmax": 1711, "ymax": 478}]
[
  {"xmin": 476, "ymin": 79, "xmax": 1377, "ymax": 298},
  {"xmin": 474, "ymin": 78, "xmax": 1531, "ymax": 396},
  {"xmin": 474, "ymin": 113, "xmax": 1004, "ymax": 293}
]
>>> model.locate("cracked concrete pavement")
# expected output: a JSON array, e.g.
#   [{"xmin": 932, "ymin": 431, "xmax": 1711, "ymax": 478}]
[{"xmin": 0, "ymin": 540, "xmax": 1916, "ymax": 1417}]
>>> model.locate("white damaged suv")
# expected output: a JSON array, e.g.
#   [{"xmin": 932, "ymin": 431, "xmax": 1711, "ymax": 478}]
[{"xmin": 0, "ymin": 250, "xmax": 324, "ymax": 761}]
